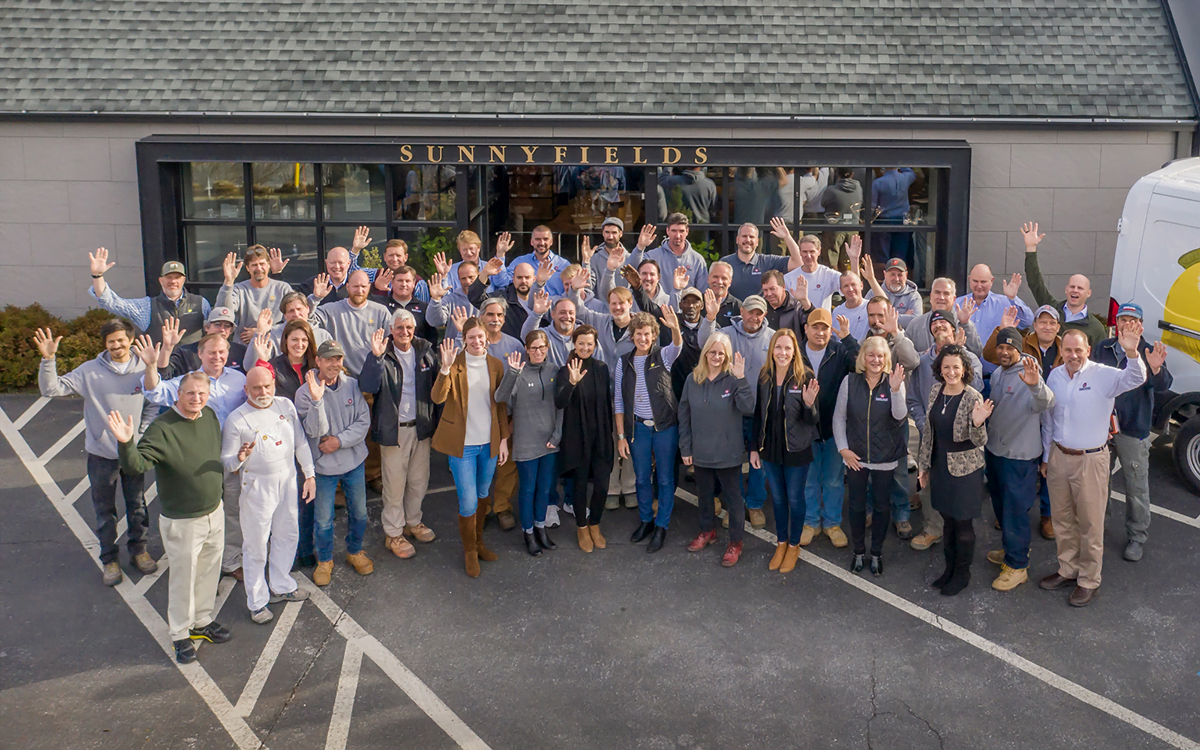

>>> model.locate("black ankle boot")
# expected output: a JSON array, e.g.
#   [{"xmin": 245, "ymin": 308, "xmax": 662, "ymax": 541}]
[
  {"xmin": 932, "ymin": 532, "xmax": 957, "ymax": 589},
  {"xmin": 647, "ymin": 527, "xmax": 667, "ymax": 553},
  {"xmin": 631, "ymin": 521, "xmax": 654, "ymax": 544},
  {"xmin": 523, "ymin": 532, "xmax": 543, "ymax": 557},
  {"xmin": 849, "ymin": 553, "xmax": 866, "ymax": 573},
  {"xmin": 534, "ymin": 526, "xmax": 556, "ymax": 550},
  {"xmin": 869, "ymin": 555, "xmax": 884, "ymax": 577},
  {"xmin": 941, "ymin": 536, "xmax": 975, "ymax": 596}
]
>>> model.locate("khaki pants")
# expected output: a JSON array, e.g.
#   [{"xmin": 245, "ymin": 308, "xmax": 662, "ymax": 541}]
[
  {"xmin": 380, "ymin": 427, "xmax": 431, "ymax": 537},
  {"xmin": 490, "ymin": 455, "xmax": 518, "ymax": 515},
  {"xmin": 221, "ymin": 469, "xmax": 242, "ymax": 572},
  {"xmin": 161, "ymin": 503, "xmax": 224, "ymax": 641},
  {"xmin": 608, "ymin": 432, "xmax": 636, "ymax": 496},
  {"xmin": 1048, "ymin": 444, "xmax": 1110, "ymax": 589}
]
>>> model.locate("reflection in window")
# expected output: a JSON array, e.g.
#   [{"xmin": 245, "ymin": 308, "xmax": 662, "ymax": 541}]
[
  {"xmin": 252, "ymin": 163, "xmax": 316, "ymax": 221},
  {"xmin": 392, "ymin": 165, "xmax": 457, "ymax": 221},
  {"xmin": 252, "ymin": 226, "xmax": 319, "ymax": 283},
  {"xmin": 818, "ymin": 168, "xmax": 866, "ymax": 226},
  {"xmin": 183, "ymin": 162, "xmax": 244, "ymax": 219},
  {"xmin": 658, "ymin": 167, "xmax": 719, "ymax": 224},
  {"xmin": 325, "ymin": 225, "xmax": 386, "ymax": 259},
  {"xmin": 393, "ymin": 227, "xmax": 458, "ymax": 279},
  {"xmin": 185, "ymin": 224, "xmax": 249, "ymax": 285},
  {"xmin": 322, "ymin": 164, "xmax": 386, "ymax": 222}
]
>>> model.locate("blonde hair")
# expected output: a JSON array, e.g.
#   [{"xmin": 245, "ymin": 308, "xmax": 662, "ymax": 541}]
[
  {"xmin": 607, "ymin": 287, "xmax": 633, "ymax": 305},
  {"xmin": 799, "ymin": 234, "xmax": 821, "ymax": 251},
  {"xmin": 855, "ymin": 335, "xmax": 893, "ymax": 374},
  {"xmin": 243, "ymin": 244, "xmax": 269, "ymax": 263},
  {"xmin": 693, "ymin": 332, "xmax": 733, "ymax": 384},
  {"xmin": 456, "ymin": 230, "xmax": 481, "ymax": 248},
  {"xmin": 760, "ymin": 329, "xmax": 809, "ymax": 384}
]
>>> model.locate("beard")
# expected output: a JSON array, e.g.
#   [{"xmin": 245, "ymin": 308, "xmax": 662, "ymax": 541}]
[
  {"xmin": 249, "ymin": 394, "xmax": 274, "ymax": 408},
  {"xmin": 348, "ymin": 291, "xmax": 369, "ymax": 305}
]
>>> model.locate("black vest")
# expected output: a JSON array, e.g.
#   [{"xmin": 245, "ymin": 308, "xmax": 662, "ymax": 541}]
[
  {"xmin": 620, "ymin": 344, "xmax": 678, "ymax": 430},
  {"xmin": 149, "ymin": 293, "xmax": 206, "ymax": 346},
  {"xmin": 843, "ymin": 373, "xmax": 905, "ymax": 464}
]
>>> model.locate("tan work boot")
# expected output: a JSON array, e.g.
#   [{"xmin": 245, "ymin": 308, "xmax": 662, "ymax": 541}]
[
  {"xmin": 799, "ymin": 525, "xmax": 819, "ymax": 546},
  {"xmin": 386, "ymin": 535, "xmax": 416, "ymax": 559},
  {"xmin": 768, "ymin": 542, "xmax": 787, "ymax": 571},
  {"xmin": 909, "ymin": 531, "xmax": 941, "ymax": 551},
  {"xmin": 345, "ymin": 551, "xmax": 374, "ymax": 575},
  {"xmin": 102, "ymin": 561, "xmax": 123, "ymax": 587},
  {"xmin": 986, "ymin": 549, "xmax": 1005, "ymax": 565},
  {"xmin": 133, "ymin": 551, "xmax": 157, "ymax": 574},
  {"xmin": 577, "ymin": 526, "xmax": 594, "ymax": 553},
  {"xmin": 313, "ymin": 560, "xmax": 334, "ymax": 586},
  {"xmin": 403, "ymin": 523, "xmax": 436, "ymax": 543},
  {"xmin": 992, "ymin": 565, "xmax": 1029, "ymax": 591},
  {"xmin": 779, "ymin": 544, "xmax": 801, "ymax": 573},
  {"xmin": 825, "ymin": 525, "xmax": 848, "ymax": 548},
  {"xmin": 588, "ymin": 525, "xmax": 606, "ymax": 550},
  {"xmin": 748, "ymin": 508, "xmax": 766, "ymax": 529}
]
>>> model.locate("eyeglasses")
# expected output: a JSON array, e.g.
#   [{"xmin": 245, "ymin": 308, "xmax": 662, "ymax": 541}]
[{"xmin": 527, "ymin": 344, "xmax": 548, "ymax": 352}]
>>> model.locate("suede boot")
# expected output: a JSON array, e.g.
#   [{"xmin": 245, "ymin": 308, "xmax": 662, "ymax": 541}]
[
  {"xmin": 941, "ymin": 535, "xmax": 974, "ymax": 596},
  {"xmin": 931, "ymin": 527, "xmax": 957, "ymax": 589},
  {"xmin": 475, "ymin": 509, "xmax": 498, "ymax": 562},
  {"xmin": 577, "ymin": 526, "xmax": 594, "ymax": 553},
  {"xmin": 457, "ymin": 514, "xmax": 480, "ymax": 578},
  {"xmin": 588, "ymin": 525, "xmax": 606, "ymax": 549}
]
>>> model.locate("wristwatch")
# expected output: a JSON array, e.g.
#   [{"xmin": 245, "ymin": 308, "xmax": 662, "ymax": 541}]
[{"xmin": 618, "ymin": 433, "xmax": 626, "ymax": 441}]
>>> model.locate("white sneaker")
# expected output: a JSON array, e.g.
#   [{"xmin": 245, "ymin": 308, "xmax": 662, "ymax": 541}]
[
  {"xmin": 251, "ymin": 606, "xmax": 274, "ymax": 624},
  {"xmin": 563, "ymin": 503, "xmax": 574, "ymax": 516},
  {"xmin": 545, "ymin": 505, "xmax": 561, "ymax": 528}
]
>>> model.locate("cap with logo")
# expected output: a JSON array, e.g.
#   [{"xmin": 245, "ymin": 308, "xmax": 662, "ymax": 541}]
[
  {"xmin": 160, "ymin": 261, "xmax": 187, "ymax": 277},
  {"xmin": 680, "ymin": 287, "xmax": 703, "ymax": 302},
  {"xmin": 1115, "ymin": 302, "xmax": 1143, "ymax": 320},
  {"xmin": 601, "ymin": 217, "xmax": 625, "ymax": 231},
  {"xmin": 740, "ymin": 295, "xmax": 769, "ymax": 314},
  {"xmin": 317, "ymin": 340, "xmax": 345, "ymax": 358},
  {"xmin": 883, "ymin": 258, "xmax": 907, "ymax": 272},
  {"xmin": 207, "ymin": 307, "xmax": 235, "ymax": 324},
  {"xmin": 928, "ymin": 308, "xmax": 958, "ymax": 332},
  {"xmin": 995, "ymin": 327, "xmax": 1024, "ymax": 351},
  {"xmin": 1033, "ymin": 304, "xmax": 1060, "ymax": 322}
]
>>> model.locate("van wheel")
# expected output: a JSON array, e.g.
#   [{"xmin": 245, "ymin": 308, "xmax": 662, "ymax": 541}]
[{"xmin": 1174, "ymin": 416, "xmax": 1200, "ymax": 495}]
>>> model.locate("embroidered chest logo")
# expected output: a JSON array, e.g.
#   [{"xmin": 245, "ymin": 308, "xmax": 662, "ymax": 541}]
[{"xmin": 346, "ymin": 397, "xmax": 354, "ymax": 405}]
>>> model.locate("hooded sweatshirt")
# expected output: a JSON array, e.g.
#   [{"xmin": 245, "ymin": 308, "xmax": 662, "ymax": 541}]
[
  {"xmin": 495, "ymin": 360, "xmax": 563, "ymax": 462},
  {"xmin": 867, "ymin": 280, "xmax": 924, "ymax": 322},
  {"xmin": 39, "ymin": 352, "xmax": 158, "ymax": 460},
  {"xmin": 985, "ymin": 355, "xmax": 1055, "ymax": 460},
  {"xmin": 294, "ymin": 373, "xmax": 371, "ymax": 475},
  {"xmin": 568, "ymin": 288, "xmax": 637, "ymax": 365},
  {"xmin": 631, "ymin": 239, "xmax": 710, "ymax": 307},
  {"xmin": 678, "ymin": 371, "xmax": 756, "ymax": 468},
  {"xmin": 697, "ymin": 318, "xmax": 775, "ymax": 402},
  {"xmin": 520, "ymin": 311, "xmax": 609, "ymax": 369},
  {"xmin": 820, "ymin": 177, "xmax": 864, "ymax": 216}
]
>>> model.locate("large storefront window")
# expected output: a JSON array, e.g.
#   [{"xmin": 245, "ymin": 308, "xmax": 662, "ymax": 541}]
[{"xmin": 148, "ymin": 140, "xmax": 968, "ymax": 300}]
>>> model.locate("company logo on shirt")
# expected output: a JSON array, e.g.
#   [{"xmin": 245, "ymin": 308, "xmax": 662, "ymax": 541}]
[
  {"xmin": 875, "ymin": 393, "xmax": 890, "ymax": 402},
  {"xmin": 1079, "ymin": 383, "xmax": 1091, "ymax": 391},
  {"xmin": 347, "ymin": 397, "xmax": 354, "ymax": 405},
  {"xmin": 721, "ymin": 389, "xmax": 731, "ymax": 398}
]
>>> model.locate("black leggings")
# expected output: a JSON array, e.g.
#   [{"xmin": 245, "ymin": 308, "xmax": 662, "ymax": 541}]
[
  {"xmin": 696, "ymin": 466, "xmax": 744, "ymax": 542},
  {"xmin": 847, "ymin": 467, "xmax": 892, "ymax": 556},
  {"xmin": 941, "ymin": 513, "xmax": 976, "ymax": 548},
  {"xmin": 571, "ymin": 453, "xmax": 613, "ymax": 528}
]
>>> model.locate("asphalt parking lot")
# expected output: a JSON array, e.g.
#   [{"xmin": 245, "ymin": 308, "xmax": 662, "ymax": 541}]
[{"xmin": 1, "ymin": 393, "xmax": 1198, "ymax": 750}]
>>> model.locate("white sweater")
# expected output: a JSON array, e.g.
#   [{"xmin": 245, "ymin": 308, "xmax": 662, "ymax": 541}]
[{"xmin": 463, "ymin": 352, "xmax": 493, "ymax": 447}]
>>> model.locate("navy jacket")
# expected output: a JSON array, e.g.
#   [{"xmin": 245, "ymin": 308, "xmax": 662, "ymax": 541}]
[
  {"xmin": 800, "ymin": 334, "xmax": 861, "ymax": 441},
  {"xmin": 1091, "ymin": 337, "xmax": 1173, "ymax": 440}
]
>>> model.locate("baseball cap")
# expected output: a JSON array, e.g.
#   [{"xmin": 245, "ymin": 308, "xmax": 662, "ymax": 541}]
[
  {"xmin": 929, "ymin": 309, "xmax": 958, "ymax": 332},
  {"xmin": 1115, "ymin": 302, "xmax": 1143, "ymax": 320},
  {"xmin": 995, "ymin": 327, "xmax": 1023, "ymax": 351},
  {"xmin": 207, "ymin": 307, "xmax": 235, "ymax": 324},
  {"xmin": 1033, "ymin": 304, "xmax": 1060, "ymax": 322},
  {"xmin": 807, "ymin": 308, "xmax": 833, "ymax": 327},
  {"xmin": 679, "ymin": 287, "xmax": 703, "ymax": 303},
  {"xmin": 883, "ymin": 258, "xmax": 907, "ymax": 272},
  {"xmin": 316, "ymin": 340, "xmax": 345, "ymax": 358},
  {"xmin": 601, "ymin": 217, "xmax": 625, "ymax": 231},
  {"xmin": 160, "ymin": 261, "xmax": 186, "ymax": 277},
  {"xmin": 740, "ymin": 295, "xmax": 769, "ymax": 314}
]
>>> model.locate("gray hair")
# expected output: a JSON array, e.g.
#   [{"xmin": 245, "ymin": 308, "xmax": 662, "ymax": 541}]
[
  {"xmin": 179, "ymin": 371, "xmax": 211, "ymax": 391},
  {"xmin": 392, "ymin": 309, "xmax": 416, "ymax": 327},
  {"xmin": 931, "ymin": 277, "xmax": 957, "ymax": 294},
  {"xmin": 710, "ymin": 260, "xmax": 733, "ymax": 277},
  {"xmin": 481, "ymin": 297, "xmax": 508, "ymax": 315}
]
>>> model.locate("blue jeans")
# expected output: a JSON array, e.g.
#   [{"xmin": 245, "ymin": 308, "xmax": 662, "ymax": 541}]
[
  {"xmin": 985, "ymin": 452, "xmax": 1039, "ymax": 569},
  {"xmin": 866, "ymin": 420, "xmax": 910, "ymax": 523},
  {"xmin": 516, "ymin": 454, "xmax": 556, "ymax": 531},
  {"xmin": 447, "ymin": 444, "xmax": 498, "ymax": 516},
  {"xmin": 314, "ymin": 463, "xmax": 367, "ymax": 562},
  {"xmin": 762, "ymin": 461, "xmax": 809, "ymax": 545},
  {"xmin": 631, "ymin": 421, "xmax": 677, "ymax": 528},
  {"xmin": 804, "ymin": 438, "xmax": 844, "ymax": 527},
  {"xmin": 297, "ymin": 472, "xmax": 314, "ymax": 559},
  {"xmin": 1038, "ymin": 473, "xmax": 1051, "ymax": 517},
  {"xmin": 742, "ymin": 417, "xmax": 768, "ymax": 510}
]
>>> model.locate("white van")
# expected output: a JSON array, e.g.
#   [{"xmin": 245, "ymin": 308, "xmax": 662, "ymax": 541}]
[{"xmin": 1110, "ymin": 157, "xmax": 1200, "ymax": 493}]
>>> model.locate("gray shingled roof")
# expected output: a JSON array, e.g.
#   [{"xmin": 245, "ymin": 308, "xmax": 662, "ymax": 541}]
[{"xmin": 0, "ymin": 0, "xmax": 1194, "ymax": 119}]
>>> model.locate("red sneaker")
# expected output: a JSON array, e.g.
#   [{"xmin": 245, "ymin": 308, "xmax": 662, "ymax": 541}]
[
  {"xmin": 721, "ymin": 542, "xmax": 743, "ymax": 567},
  {"xmin": 687, "ymin": 530, "xmax": 718, "ymax": 552}
]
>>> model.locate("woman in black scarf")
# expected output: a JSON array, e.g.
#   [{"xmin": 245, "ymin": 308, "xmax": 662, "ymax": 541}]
[{"xmin": 554, "ymin": 325, "xmax": 615, "ymax": 552}]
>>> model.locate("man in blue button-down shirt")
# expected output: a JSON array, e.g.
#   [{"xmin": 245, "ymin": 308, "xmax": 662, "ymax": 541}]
[
  {"xmin": 491, "ymin": 225, "xmax": 571, "ymax": 297},
  {"xmin": 956, "ymin": 264, "xmax": 1034, "ymax": 382}
]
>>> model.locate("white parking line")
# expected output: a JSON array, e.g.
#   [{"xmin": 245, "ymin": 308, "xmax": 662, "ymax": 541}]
[
  {"xmin": 38, "ymin": 420, "xmax": 85, "ymax": 462},
  {"xmin": 13, "ymin": 396, "xmax": 49, "ymax": 429},
  {"xmin": 235, "ymin": 600, "xmax": 304, "ymax": 717},
  {"xmin": 674, "ymin": 486, "xmax": 1200, "ymax": 750},
  {"xmin": 325, "ymin": 641, "xmax": 364, "ymax": 750}
]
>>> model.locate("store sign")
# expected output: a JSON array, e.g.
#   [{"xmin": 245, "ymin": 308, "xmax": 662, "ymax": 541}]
[{"xmin": 395, "ymin": 144, "xmax": 709, "ymax": 166}]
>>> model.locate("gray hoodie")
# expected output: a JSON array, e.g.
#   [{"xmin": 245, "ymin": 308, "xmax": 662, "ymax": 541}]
[
  {"xmin": 678, "ymin": 371, "xmax": 756, "ymax": 468},
  {"xmin": 567, "ymin": 288, "xmax": 637, "ymax": 365},
  {"xmin": 697, "ymin": 318, "xmax": 775, "ymax": 403},
  {"xmin": 596, "ymin": 267, "xmax": 670, "ymax": 313},
  {"xmin": 519, "ymin": 311, "xmax": 608, "ymax": 369},
  {"xmin": 820, "ymin": 177, "xmax": 863, "ymax": 215},
  {"xmin": 294, "ymin": 374, "xmax": 371, "ymax": 475},
  {"xmin": 985, "ymin": 355, "xmax": 1054, "ymax": 461},
  {"xmin": 39, "ymin": 352, "xmax": 157, "ymax": 460},
  {"xmin": 495, "ymin": 361, "xmax": 563, "ymax": 462},
  {"xmin": 867, "ymin": 280, "xmax": 923, "ymax": 323}
]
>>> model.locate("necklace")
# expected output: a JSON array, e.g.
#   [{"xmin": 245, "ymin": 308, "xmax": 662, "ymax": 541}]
[{"xmin": 940, "ymin": 392, "xmax": 956, "ymax": 415}]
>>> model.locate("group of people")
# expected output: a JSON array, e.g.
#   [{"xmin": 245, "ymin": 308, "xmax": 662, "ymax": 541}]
[{"xmin": 43, "ymin": 212, "xmax": 1170, "ymax": 663}]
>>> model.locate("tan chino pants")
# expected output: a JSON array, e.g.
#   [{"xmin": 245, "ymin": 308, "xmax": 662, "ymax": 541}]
[
  {"xmin": 1047, "ymin": 444, "xmax": 1110, "ymax": 589},
  {"xmin": 379, "ymin": 426, "xmax": 432, "ymax": 537}
]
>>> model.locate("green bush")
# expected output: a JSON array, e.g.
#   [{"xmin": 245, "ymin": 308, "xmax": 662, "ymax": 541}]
[{"xmin": 0, "ymin": 305, "xmax": 113, "ymax": 391}]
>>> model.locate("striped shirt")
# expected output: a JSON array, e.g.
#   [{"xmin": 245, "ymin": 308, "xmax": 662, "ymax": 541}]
[{"xmin": 614, "ymin": 343, "xmax": 680, "ymax": 418}]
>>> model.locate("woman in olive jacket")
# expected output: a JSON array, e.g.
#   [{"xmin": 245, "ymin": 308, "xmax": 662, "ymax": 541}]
[
  {"xmin": 750, "ymin": 328, "xmax": 820, "ymax": 574},
  {"xmin": 679, "ymin": 332, "xmax": 756, "ymax": 566}
]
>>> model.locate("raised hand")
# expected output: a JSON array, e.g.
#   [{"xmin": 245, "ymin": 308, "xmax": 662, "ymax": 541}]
[
  {"xmin": 836, "ymin": 314, "xmax": 851, "ymax": 340},
  {"xmin": 606, "ymin": 246, "xmax": 626, "ymax": 271},
  {"xmin": 531, "ymin": 289, "xmax": 551, "ymax": 315},
  {"xmin": 237, "ymin": 438, "xmax": 256, "ymax": 463},
  {"xmin": 251, "ymin": 331, "xmax": 272, "ymax": 362},
  {"xmin": 352, "ymin": 226, "xmax": 372, "ymax": 253},
  {"xmin": 620, "ymin": 264, "xmax": 641, "ymax": 289},
  {"xmin": 888, "ymin": 363, "xmax": 906, "ymax": 392},
  {"xmin": 571, "ymin": 267, "xmax": 590, "ymax": 292},
  {"xmin": 432, "ymin": 251, "xmax": 452, "ymax": 277},
  {"xmin": 374, "ymin": 267, "xmax": 394, "ymax": 292},
  {"xmin": 954, "ymin": 327, "xmax": 967, "ymax": 347},
  {"xmin": 731, "ymin": 351, "xmax": 745, "ymax": 379},
  {"xmin": 256, "ymin": 307, "xmax": 274, "ymax": 334},
  {"xmin": 1118, "ymin": 320, "xmax": 1144, "ymax": 354},
  {"xmin": 427, "ymin": 273, "xmax": 447, "ymax": 301},
  {"xmin": 1019, "ymin": 355, "xmax": 1041, "ymax": 386},
  {"xmin": 567, "ymin": 357, "xmax": 587, "ymax": 385},
  {"xmin": 790, "ymin": 274, "xmax": 809, "ymax": 306},
  {"xmin": 312, "ymin": 272, "xmax": 331, "ymax": 300},
  {"xmin": 1003, "ymin": 273, "xmax": 1023, "ymax": 300},
  {"xmin": 956, "ymin": 297, "xmax": 977, "ymax": 326},
  {"xmin": 580, "ymin": 237, "xmax": 594, "ymax": 267},
  {"xmin": 972, "ymin": 398, "xmax": 995, "ymax": 426},
  {"xmin": 106, "ymin": 410, "xmax": 136, "ymax": 444},
  {"xmin": 33, "ymin": 327, "xmax": 62, "ymax": 359},
  {"xmin": 636, "ymin": 224, "xmax": 657, "ymax": 251},
  {"xmin": 673, "ymin": 266, "xmax": 690, "ymax": 291},
  {"xmin": 222, "ymin": 252, "xmax": 243, "ymax": 285},
  {"xmin": 846, "ymin": 234, "xmax": 864, "ymax": 265},
  {"xmin": 1145, "ymin": 340, "xmax": 1168, "ymax": 371},
  {"xmin": 495, "ymin": 231, "xmax": 513, "ymax": 258},
  {"xmin": 802, "ymin": 377, "xmax": 820, "ymax": 407},
  {"xmin": 506, "ymin": 351, "xmax": 525, "ymax": 372},
  {"xmin": 881, "ymin": 304, "xmax": 900, "ymax": 335},
  {"xmin": 482, "ymin": 256, "xmax": 504, "ymax": 280},
  {"xmin": 1020, "ymin": 221, "xmax": 1045, "ymax": 251},
  {"xmin": 660, "ymin": 305, "xmax": 679, "ymax": 331},
  {"xmin": 450, "ymin": 305, "xmax": 469, "ymax": 333},
  {"xmin": 305, "ymin": 369, "xmax": 325, "ymax": 401},
  {"xmin": 439, "ymin": 338, "xmax": 460, "ymax": 373},
  {"xmin": 769, "ymin": 216, "xmax": 790, "ymax": 240},
  {"xmin": 268, "ymin": 246, "xmax": 289, "ymax": 274},
  {"xmin": 89, "ymin": 247, "xmax": 116, "ymax": 277},
  {"xmin": 132, "ymin": 334, "xmax": 160, "ymax": 370},
  {"xmin": 370, "ymin": 327, "xmax": 388, "ymax": 357},
  {"xmin": 703, "ymin": 289, "xmax": 720, "ymax": 321},
  {"xmin": 1000, "ymin": 304, "xmax": 1019, "ymax": 331},
  {"xmin": 535, "ymin": 258, "xmax": 555, "ymax": 286}
]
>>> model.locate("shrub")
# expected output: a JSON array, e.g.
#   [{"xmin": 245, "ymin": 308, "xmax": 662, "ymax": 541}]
[{"xmin": 0, "ymin": 305, "xmax": 114, "ymax": 391}]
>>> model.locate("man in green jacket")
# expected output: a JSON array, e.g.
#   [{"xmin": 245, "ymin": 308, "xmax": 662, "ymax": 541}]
[
  {"xmin": 1022, "ymin": 221, "xmax": 1109, "ymax": 346},
  {"xmin": 110, "ymin": 371, "xmax": 232, "ymax": 665}
]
